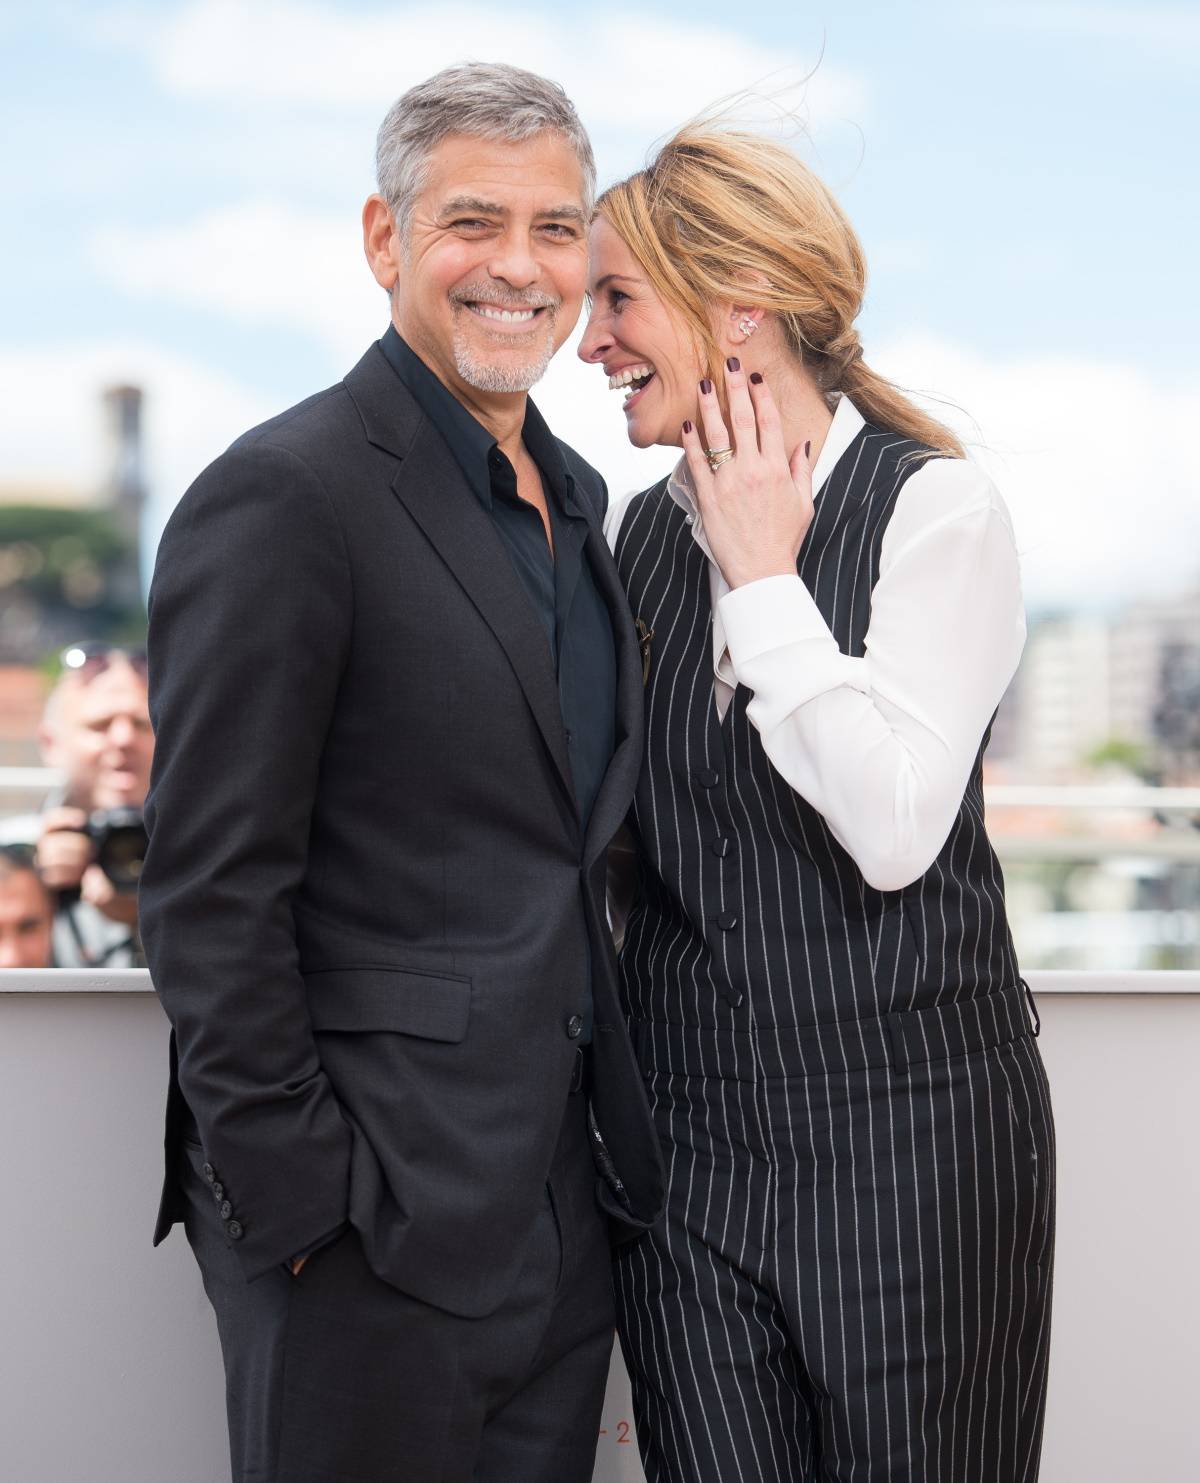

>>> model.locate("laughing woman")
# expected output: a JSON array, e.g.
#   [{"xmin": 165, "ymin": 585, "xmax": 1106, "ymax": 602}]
[{"xmin": 580, "ymin": 128, "xmax": 1055, "ymax": 1483}]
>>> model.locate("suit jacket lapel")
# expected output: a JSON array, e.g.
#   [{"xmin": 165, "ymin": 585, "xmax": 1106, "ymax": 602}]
[{"xmin": 390, "ymin": 420, "xmax": 578, "ymax": 817}]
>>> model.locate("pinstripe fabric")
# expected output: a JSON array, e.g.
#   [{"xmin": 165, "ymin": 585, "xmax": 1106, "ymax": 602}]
[{"xmin": 611, "ymin": 425, "xmax": 1055, "ymax": 1482}]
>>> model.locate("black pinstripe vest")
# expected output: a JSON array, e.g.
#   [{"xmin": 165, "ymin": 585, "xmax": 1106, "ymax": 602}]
[{"xmin": 613, "ymin": 422, "xmax": 1021, "ymax": 1036}]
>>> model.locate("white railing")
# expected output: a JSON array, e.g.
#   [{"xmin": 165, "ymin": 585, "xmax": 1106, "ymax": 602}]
[
  {"xmin": 986, "ymin": 784, "xmax": 1200, "ymax": 810},
  {"xmin": 4, "ymin": 967, "xmax": 1199, "ymax": 995},
  {"xmin": 0, "ymin": 766, "xmax": 66, "ymax": 790},
  {"xmin": 5, "ymin": 769, "xmax": 1200, "ymax": 811}
]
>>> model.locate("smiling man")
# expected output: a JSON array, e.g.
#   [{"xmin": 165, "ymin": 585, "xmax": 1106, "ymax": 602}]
[{"xmin": 139, "ymin": 63, "xmax": 663, "ymax": 1483}]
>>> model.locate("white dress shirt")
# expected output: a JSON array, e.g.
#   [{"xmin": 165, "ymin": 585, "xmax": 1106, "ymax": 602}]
[{"xmin": 604, "ymin": 395, "xmax": 1026, "ymax": 893}]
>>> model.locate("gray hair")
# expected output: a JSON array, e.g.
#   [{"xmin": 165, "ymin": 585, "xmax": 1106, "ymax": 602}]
[{"xmin": 376, "ymin": 62, "xmax": 596, "ymax": 229}]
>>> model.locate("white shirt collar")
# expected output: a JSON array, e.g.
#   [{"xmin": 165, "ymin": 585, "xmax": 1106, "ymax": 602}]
[{"xmin": 666, "ymin": 393, "xmax": 866, "ymax": 522}]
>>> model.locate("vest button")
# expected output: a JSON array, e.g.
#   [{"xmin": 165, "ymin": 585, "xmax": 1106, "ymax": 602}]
[
  {"xmin": 716, "ymin": 911, "xmax": 738, "ymax": 931},
  {"xmin": 695, "ymin": 767, "xmax": 720, "ymax": 789},
  {"xmin": 565, "ymin": 1014, "xmax": 584, "ymax": 1040},
  {"xmin": 712, "ymin": 836, "xmax": 733, "ymax": 858}
]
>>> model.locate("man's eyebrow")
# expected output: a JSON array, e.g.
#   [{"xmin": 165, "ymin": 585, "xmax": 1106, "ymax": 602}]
[
  {"xmin": 438, "ymin": 196, "xmax": 507, "ymax": 219},
  {"xmin": 436, "ymin": 197, "xmax": 587, "ymax": 224},
  {"xmin": 539, "ymin": 204, "xmax": 588, "ymax": 224}
]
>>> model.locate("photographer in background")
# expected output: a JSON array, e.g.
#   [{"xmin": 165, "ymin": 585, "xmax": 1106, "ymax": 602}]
[
  {"xmin": 0, "ymin": 845, "xmax": 55, "ymax": 970},
  {"xmin": 31, "ymin": 644, "xmax": 152, "ymax": 967}
]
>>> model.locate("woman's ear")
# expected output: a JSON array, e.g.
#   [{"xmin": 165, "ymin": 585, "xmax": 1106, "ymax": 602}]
[{"xmin": 720, "ymin": 302, "xmax": 765, "ymax": 349}]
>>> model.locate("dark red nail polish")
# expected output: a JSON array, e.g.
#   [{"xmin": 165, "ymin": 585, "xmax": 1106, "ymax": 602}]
[
  {"xmin": 682, "ymin": 420, "xmax": 693, "ymax": 434},
  {"xmin": 699, "ymin": 378, "xmax": 712, "ymax": 395},
  {"xmin": 749, "ymin": 371, "xmax": 763, "ymax": 385},
  {"xmin": 727, "ymin": 357, "xmax": 740, "ymax": 373},
  {"xmin": 805, "ymin": 440, "xmax": 811, "ymax": 458}
]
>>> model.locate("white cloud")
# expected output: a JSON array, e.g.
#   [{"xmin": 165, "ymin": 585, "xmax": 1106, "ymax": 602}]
[
  {"xmin": 97, "ymin": 0, "xmax": 866, "ymax": 137},
  {"xmin": 90, "ymin": 203, "xmax": 383, "ymax": 367},
  {"xmin": 873, "ymin": 333, "xmax": 1200, "ymax": 611}
]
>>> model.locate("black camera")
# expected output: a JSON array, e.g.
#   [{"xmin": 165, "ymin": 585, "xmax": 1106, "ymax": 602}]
[{"xmin": 84, "ymin": 807, "xmax": 149, "ymax": 892}]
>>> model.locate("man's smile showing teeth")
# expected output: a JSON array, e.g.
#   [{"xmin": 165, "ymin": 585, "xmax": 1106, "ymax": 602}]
[{"xmin": 466, "ymin": 303, "xmax": 541, "ymax": 323}]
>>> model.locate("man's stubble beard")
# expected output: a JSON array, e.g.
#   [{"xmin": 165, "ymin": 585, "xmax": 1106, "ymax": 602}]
[
  {"xmin": 448, "ymin": 281, "xmax": 563, "ymax": 394},
  {"xmin": 452, "ymin": 322, "xmax": 557, "ymax": 393}
]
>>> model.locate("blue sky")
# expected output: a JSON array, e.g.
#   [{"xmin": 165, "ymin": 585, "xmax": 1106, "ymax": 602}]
[{"xmin": 2, "ymin": 0, "xmax": 1198, "ymax": 609}]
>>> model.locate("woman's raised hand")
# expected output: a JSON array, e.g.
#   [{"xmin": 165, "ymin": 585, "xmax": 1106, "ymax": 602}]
[{"xmin": 681, "ymin": 358, "xmax": 815, "ymax": 590}]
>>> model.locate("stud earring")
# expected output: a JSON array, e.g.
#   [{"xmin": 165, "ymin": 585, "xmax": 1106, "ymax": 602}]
[{"xmin": 738, "ymin": 317, "xmax": 758, "ymax": 339}]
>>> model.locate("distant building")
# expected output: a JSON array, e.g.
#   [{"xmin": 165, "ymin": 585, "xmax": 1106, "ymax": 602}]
[
  {"xmin": 1005, "ymin": 614, "xmax": 1112, "ymax": 779},
  {"xmin": 1110, "ymin": 587, "xmax": 1200, "ymax": 777},
  {"xmin": 997, "ymin": 585, "xmax": 1200, "ymax": 781}
]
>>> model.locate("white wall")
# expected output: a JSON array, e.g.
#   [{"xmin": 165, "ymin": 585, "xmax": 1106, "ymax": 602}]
[{"xmin": 1, "ymin": 975, "xmax": 1197, "ymax": 1483}]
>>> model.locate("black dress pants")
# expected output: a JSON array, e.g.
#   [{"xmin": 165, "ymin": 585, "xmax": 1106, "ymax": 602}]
[{"xmin": 181, "ymin": 1085, "xmax": 614, "ymax": 1483}]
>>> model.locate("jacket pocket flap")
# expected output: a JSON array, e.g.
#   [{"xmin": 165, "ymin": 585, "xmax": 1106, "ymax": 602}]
[{"xmin": 304, "ymin": 967, "xmax": 471, "ymax": 1042}]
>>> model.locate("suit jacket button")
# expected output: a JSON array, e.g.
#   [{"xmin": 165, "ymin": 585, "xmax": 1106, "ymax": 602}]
[
  {"xmin": 695, "ymin": 767, "xmax": 719, "ymax": 789},
  {"xmin": 211, "ymin": 1183, "xmax": 224, "ymax": 1200},
  {"xmin": 565, "ymin": 1014, "xmax": 584, "ymax": 1040},
  {"xmin": 712, "ymin": 836, "xmax": 733, "ymax": 858},
  {"xmin": 219, "ymin": 1200, "xmax": 233, "ymax": 1220},
  {"xmin": 716, "ymin": 911, "xmax": 738, "ymax": 931},
  {"xmin": 226, "ymin": 1220, "xmax": 244, "ymax": 1241},
  {"xmin": 202, "ymin": 1163, "xmax": 215, "ymax": 1182}
]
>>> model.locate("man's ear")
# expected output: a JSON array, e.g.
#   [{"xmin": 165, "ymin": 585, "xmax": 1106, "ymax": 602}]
[{"xmin": 362, "ymin": 194, "xmax": 400, "ymax": 295}]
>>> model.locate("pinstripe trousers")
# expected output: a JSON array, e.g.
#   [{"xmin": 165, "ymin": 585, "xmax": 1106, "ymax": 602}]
[{"xmin": 615, "ymin": 987, "xmax": 1055, "ymax": 1483}]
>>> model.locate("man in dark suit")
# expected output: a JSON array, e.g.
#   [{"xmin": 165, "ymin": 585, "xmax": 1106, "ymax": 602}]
[{"xmin": 139, "ymin": 62, "xmax": 663, "ymax": 1483}]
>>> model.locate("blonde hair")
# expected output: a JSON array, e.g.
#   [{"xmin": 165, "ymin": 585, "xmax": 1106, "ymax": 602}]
[{"xmin": 597, "ymin": 126, "xmax": 964, "ymax": 458}]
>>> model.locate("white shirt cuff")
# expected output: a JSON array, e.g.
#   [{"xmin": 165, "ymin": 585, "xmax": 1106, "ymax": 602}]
[
  {"xmin": 719, "ymin": 575, "xmax": 867, "ymax": 713},
  {"xmin": 719, "ymin": 575, "xmax": 830, "ymax": 662}
]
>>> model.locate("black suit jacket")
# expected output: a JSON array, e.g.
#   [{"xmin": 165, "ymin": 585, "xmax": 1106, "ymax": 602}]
[{"xmin": 140, "ymin": 341, "xmax": 664, "ymax": 1317}]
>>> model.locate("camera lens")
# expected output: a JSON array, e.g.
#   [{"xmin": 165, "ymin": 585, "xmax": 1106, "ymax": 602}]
[{"xmin": 89, "ymin": 808, "xmax": 149, "ymax": 892}]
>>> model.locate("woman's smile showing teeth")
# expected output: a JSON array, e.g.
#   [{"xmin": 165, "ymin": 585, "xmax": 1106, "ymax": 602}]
[{"xmin": 607, "ymin": 363, "xmax": 657, "ymax": 407}]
